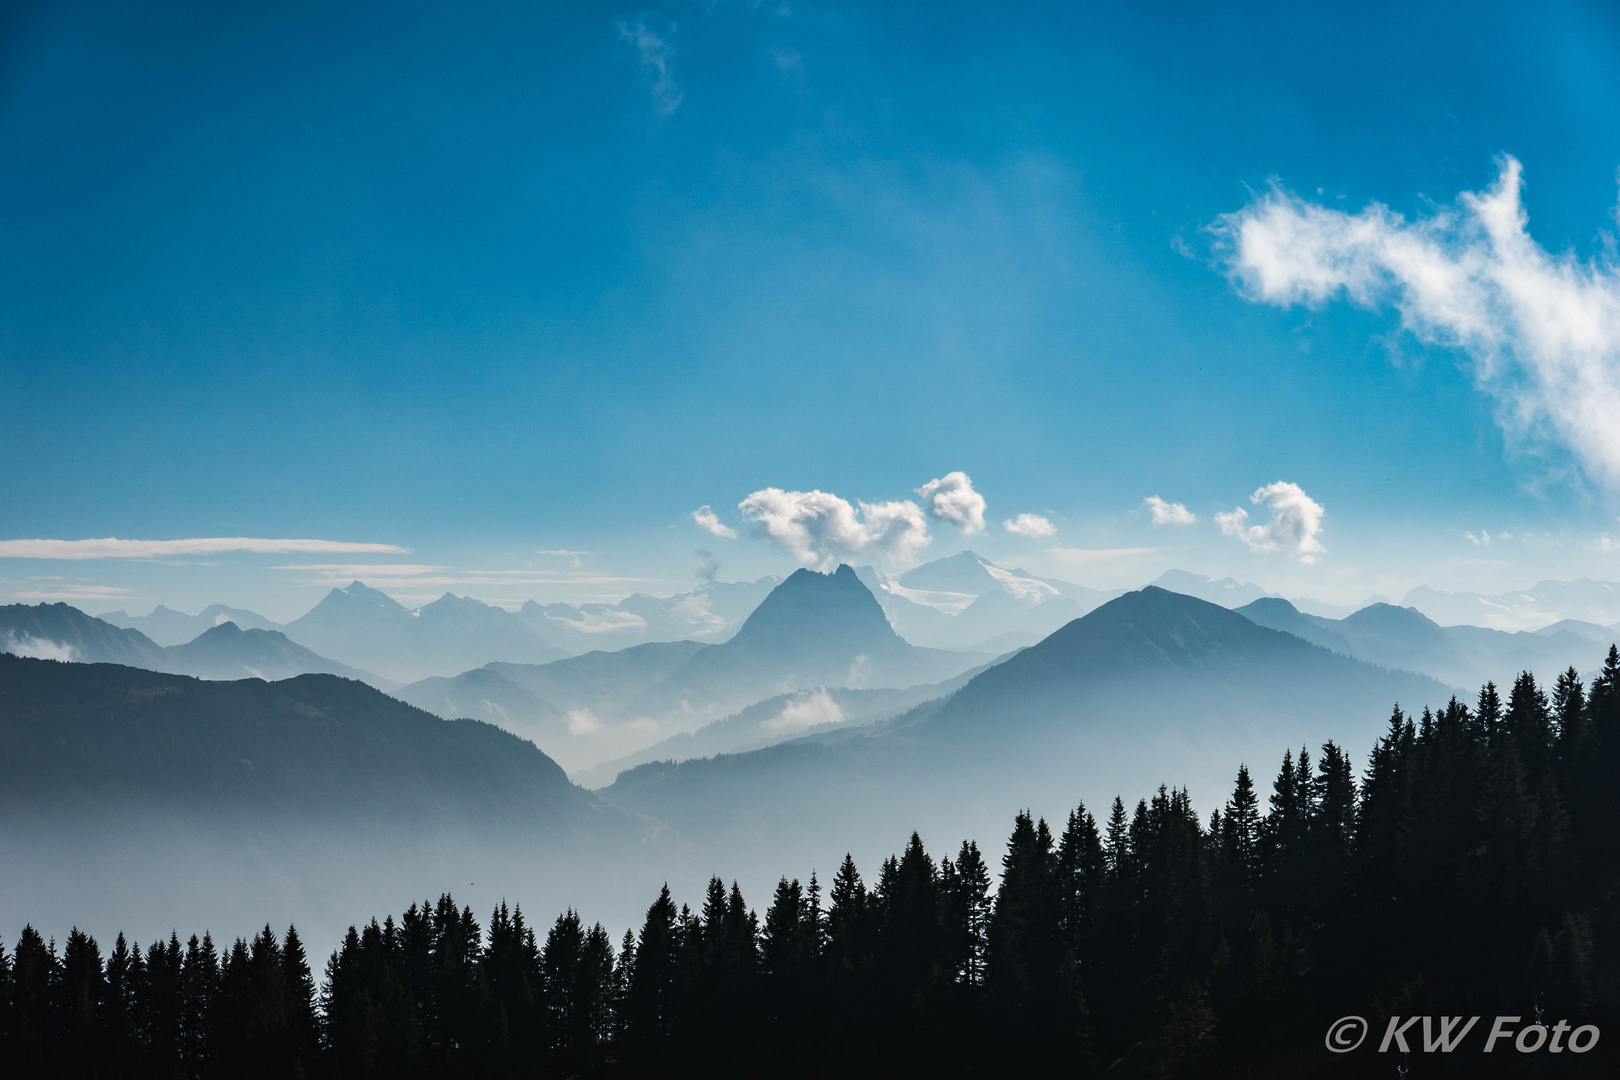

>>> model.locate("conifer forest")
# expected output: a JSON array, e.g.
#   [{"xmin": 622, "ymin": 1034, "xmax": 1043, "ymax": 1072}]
[{"xmin": 6, "ymin": 656, "xmax": 1619, "ymax": 1078}]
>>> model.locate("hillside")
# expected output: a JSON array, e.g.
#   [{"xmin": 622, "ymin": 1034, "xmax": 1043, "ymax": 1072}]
[{"xmin": 0, "ymin": 654, "xmax": 595, "ymax": 826}]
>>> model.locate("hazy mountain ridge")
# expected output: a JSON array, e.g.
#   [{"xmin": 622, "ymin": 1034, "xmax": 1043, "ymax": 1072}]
[
  {"xmin": 0, "ymin": 603, "xmax": 389, "ymax": 686},
  {"xmin": 1403, "ymin": 579, "xmax": 1620, "ymax": 631},
  {"xmin": 283, "ymin": 581, "xmax": 569, "ymax": 682},
  {"xmin": 521, "ymin": 576, "xmax": 782, "ymax": 650},
  {"xmin": 1236, "ymin": 596, "xmax": 1613, "ymax": 688},
  {"xmin": 577, "ymin": 647, "xmax": 1024, "ymax": 788},
  {"xmin": 98, "ymin": 603, "xmax": 284, "ymax": 646}
]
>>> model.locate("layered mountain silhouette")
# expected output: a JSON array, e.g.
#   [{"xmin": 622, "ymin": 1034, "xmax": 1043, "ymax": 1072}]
[
  {"xmin": 400, "ymin": 569, "xmax": 987, "ymax": 773},
  {"xmin": 1237, "ymin": 596, "xmax": 1612, "ymax": 688},
  {"xmin": 604, "ymin": 588, "xmax": 1455, "ymax": 867},
  {"xmin": 577, "ymin": 647, "xmax": 1024, "ymax": 788},
  {"xmin": 98, "ymin": 603, "xmax": 283, "ymax": 646},
  {"xmin": 0, "ymin": 653, "xmax": 596, "ymax": 826},
  {"xmin": 283, "ymin": 581, "xmax": 569, "ymax": 682},
  {"xmin": 0, "ymin": 603, "xmax": 385, "ymax": 685}
]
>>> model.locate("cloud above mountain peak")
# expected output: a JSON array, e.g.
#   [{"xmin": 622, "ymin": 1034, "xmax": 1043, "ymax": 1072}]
[
  {"xmin": 916, "ymin": 472, "xmax": 987, "ymax": 534},
  {"xmin": 738, "ymin": 488, "xmax": 932, "ymax": 570}
]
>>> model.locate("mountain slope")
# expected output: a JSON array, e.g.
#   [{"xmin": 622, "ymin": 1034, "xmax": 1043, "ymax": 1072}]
[
  {"xmin": 283, "ymin": 581, "xmax": 568, "ymax": 681},
  {"xmin": 0, "ymin": 654, "xmax": 596, "ymax": 826},
  {"xmin": 0, "ymin": 603, "xmax": 170, "ymax": 667}
]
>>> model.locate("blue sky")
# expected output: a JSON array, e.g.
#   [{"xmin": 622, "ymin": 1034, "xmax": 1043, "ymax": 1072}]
[{"xmin": 4, "ymin": 0, "xmax": 1620, "ymax": 619}]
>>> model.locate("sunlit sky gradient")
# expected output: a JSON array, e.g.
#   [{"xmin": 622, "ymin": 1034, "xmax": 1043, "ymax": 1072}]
[{"xmin": 5, "ymin": 0, "xmax": 1620, "ymax": 620}]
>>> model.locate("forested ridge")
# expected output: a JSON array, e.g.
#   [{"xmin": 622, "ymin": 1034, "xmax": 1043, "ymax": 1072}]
[{"xmin": 5, "ymin": 656, "xmax": 1620, "ymax": 1078}]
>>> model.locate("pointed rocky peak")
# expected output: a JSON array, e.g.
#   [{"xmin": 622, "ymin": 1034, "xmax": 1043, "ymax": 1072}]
[{"xmin": 727, "ymin": 564, "xmax": 901, "ymax": 654}]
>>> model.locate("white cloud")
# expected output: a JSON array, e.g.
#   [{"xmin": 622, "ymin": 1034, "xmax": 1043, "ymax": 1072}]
[
  {"xmin": 1144, "ymin": 496, "xmax": 1197, "ymax": 526},
  {"xmin": 1466, "ymin": 530, "xmax": 1491, "ymax": 547},
  {"xmin": 1215, "ymin": 482, "xmax": 1326, "ymax": 563},
  {"xmin": 916, "ymin": 472, "xmax": 987, "ymax": 534},
  {"xmin": 737, "ymin": 487, "xmax": 931, "ymax": 570},
  {"xmin": 1, "ymin": 632, "xmax": 76, "ymax": 661},
  {"xmin": 10, "ymin": 584, "xmax": 136, "ymax": 601},
  {"xmin": 692, "ymin": 505, "xmax": 738, "ymax": 539},
  {"xmin": 1213, "ymin": 157, "xmax": 1620, "ymax": 485},
  {"xmin": 761, "ymin": 689, "xmax": 845, "ymax": 733},
  {"xmin": 618, "ymin": 20, "xmax": 682, "ymax": 116},
  {"xmin": 1003, "ymin": 513, "xmax": 1056, "ymax": 537},
  {"xmin": 0, "ymin": 538, "xmax": 408, "ymax": 560}
]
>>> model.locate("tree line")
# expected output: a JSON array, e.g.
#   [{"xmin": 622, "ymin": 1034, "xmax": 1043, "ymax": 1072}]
[{"xmin": 5, "ymin": 654, "xmax": 1619, "ymax": 1077}]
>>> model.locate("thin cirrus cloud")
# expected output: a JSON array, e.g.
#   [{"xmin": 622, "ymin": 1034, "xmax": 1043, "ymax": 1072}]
[
  {"xmin": 1214, "ymin": 482, "xmax": 1326, "ymax": 563},
  {"xmin": 0, "ymin": 537, "xmax": 409, "ymax": 560},
  {"xmin": 1212, "ymin": 156, "xmax": 1620, "ymax": 486},
  {"xmin": 738, "ymin": 487, "xmax": 932, "ymax": 570},
  {"xmin": 916, "ymin": 472, "xmax": 987, "ymax": 535},
  {"xmin": 617, "ymin": 19, "xmax": 682, "ymax": 116},
  {"xmin": 1003, "ymin": 513, "xmax": 1056, "ymax": 538},
  {"xmin": 692, "ymin": 505, "xmax": 739, "ymax": 539},
  {"xmin": 1143, "ymin": 496, "xmax": 1196, "ymax": 526}
]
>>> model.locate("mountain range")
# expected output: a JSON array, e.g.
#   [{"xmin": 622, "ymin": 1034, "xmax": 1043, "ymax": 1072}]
[
  {"xmin": 603, "ymin": 588, "xmax": 1457, "ymax": 874},
  {"xmin": 0, "ymin": 603, "xmax": 380, "ymax": 684},
  {"xmin": 281, "ymin": 581, "xmax": 569, "ymax": 682},
  {"xmin": 98, "ymin": 603, "xmax": 284, "ymax": 646},
  {"xmin": 398, "ymin": 566, "xmax": 989, "ymax": 773},
  {"xmin": 1402, "ymin": 579, "xmax": 1620, "ymax": 632}
]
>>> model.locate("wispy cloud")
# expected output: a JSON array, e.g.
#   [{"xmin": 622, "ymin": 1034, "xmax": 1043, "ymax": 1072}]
[
  {"xmin": 739, "ymin": 487, "xmax": 931, "ymax": 570},
  {"xmin": 618, "ymin": 19, "xmax": 682, "ymax": 116},
  {"xmin": 916, "ymin": 472, "xmax": 987, "ymax": 535},
  {"xmin": 10, "ymin": 584, "xmax": 137, "ymax": 601},
  {"xmin": 692, "ymin": 505, "xmax": 739, "ymax": 539},
  {"xmin": 1003, "ymin": 513, "xmax": 1056, "ymax": 538},
  {"xmin": 1213, "ymin": 157, "xmax": 1620, "ymax": 486},
  {"xmin": 1215, "ymin": 482, "xmax": 1326, "ymax": 563},
  {"xmin": 1143, "ymin": 496, "xmax": 1196, "ymax": 526},
  {"xmin": 1, "ymin": 632, "xmax": 76, "ymax": 661},
  {"xmin": 0, "ymin": 537, "xmax": 408, "ymax": 560}
]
